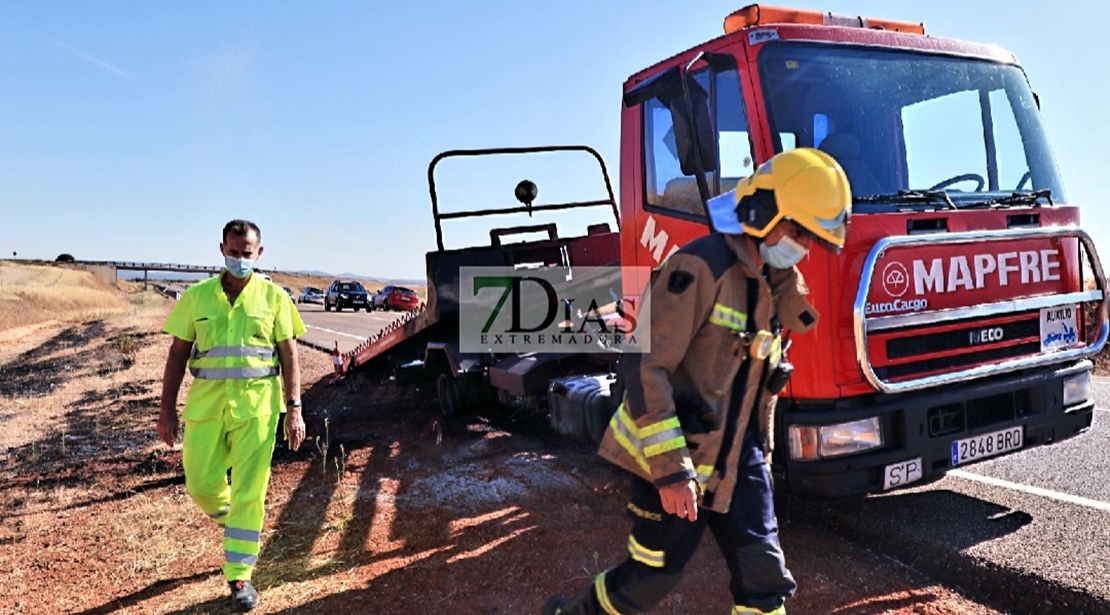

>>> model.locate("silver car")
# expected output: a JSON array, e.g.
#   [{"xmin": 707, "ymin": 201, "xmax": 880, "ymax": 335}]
[{"xmin": 298, "ymin": 286, "xmax": 324, "ymax": 304}]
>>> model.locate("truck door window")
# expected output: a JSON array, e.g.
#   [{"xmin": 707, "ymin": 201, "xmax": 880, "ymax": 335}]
[
  {"xmin": 715, "ymin": 68, "xmax": 755, "ymax": 194},
  {"xmin": 642, "ymin": 66, "xmax": 753, "ymax": 218}
]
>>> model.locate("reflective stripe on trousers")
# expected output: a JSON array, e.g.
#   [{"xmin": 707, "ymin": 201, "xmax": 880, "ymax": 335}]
[
  {"xmin": 733, "ymin": 605, "xmax": 786, "ymax": 614},
  {"xmin": 225, "ymin": 526, "xmax": 261, "ymax": 568}
]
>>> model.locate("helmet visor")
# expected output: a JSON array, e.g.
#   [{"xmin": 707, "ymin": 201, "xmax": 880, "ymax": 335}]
[
  {"xmin": 809, "ymin": 207, "xmax": 849, "ymax": 251},
  {"xmin": 737, "ymin": 190, "xmax": 783, "ymax": 238}
]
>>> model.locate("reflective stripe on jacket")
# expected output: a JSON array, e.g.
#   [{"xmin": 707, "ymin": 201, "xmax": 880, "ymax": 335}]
[
  {"xmin": 598, "ymin": 233, "xmax": 818, "ymax": 514},
  {"xmin": 189, "ymin": 344, "xmax": 280, "ymax": 380}
]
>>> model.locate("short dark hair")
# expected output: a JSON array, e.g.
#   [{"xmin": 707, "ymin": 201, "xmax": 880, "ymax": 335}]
[{"xmin": 222, "ymin": 219, "xmax": 261, "ymax": 243}]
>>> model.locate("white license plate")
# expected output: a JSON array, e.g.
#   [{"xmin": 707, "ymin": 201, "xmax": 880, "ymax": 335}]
[
  {"xmin": 950, "ymin": 426, "xmax": 1023, "ymax": 466},
  {"xmin": 1040, "ymin": 305, "xmax": 1078, "ymax": 352},
  {"xmin": 883, "ymin": 457, "xmax": 923, "ymax": 491}
]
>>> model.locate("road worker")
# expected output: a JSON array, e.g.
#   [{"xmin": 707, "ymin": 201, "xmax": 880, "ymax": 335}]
[
  {"xmin": 543, "ymin": 148, "xmax": 851, "ymax": 615},
  {"xmin": 158, "ymin": 219, "xmax": 307, "ymax": 612}
]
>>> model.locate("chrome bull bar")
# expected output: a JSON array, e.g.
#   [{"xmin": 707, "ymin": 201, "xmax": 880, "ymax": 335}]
[{"xmin": 853, "ymin": 227, "xmax": 1109, "ymax": 394}]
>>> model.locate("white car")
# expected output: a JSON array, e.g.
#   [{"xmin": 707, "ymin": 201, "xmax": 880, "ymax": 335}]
[{"xmin": 298, "ymin": 286, "xmax": 324, "ymax": 304}]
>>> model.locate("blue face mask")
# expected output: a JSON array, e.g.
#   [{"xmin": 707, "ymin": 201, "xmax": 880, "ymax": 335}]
[
  {"xmin": 224, "ymin": 255, "xmax": 256, "ymax": 279},
  {"xmin": 759, "ymin": 236, "xmax": 808, "ymax": 269}
]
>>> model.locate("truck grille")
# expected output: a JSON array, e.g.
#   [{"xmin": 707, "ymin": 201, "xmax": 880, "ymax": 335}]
[
  {"xmin": 876, "ymin": 342, "xmax": 1042, "ymax": 380},
  {"xmin": 886, "ymin": 318, "xmax": 1041, "ymax": 359}
]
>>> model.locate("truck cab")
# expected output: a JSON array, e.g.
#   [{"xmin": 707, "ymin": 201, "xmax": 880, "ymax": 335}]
[{"xmin": 618, "ymin": 5, "xmax": 1109, "ymax": 498}]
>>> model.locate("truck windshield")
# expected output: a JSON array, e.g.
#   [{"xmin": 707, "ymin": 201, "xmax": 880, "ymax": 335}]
[{"xmin": 757, "ymin": 42, "xmax": 1066, "ymax": 210}]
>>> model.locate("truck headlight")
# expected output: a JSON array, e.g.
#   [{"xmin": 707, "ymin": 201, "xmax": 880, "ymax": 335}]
[
  {"xmin": 1063, "ymin": 372, "xmax": 1091, "ymax": 407},
  {"xmin": 788, "ymin": 417, "xmax": 883, "ymax": 461}
]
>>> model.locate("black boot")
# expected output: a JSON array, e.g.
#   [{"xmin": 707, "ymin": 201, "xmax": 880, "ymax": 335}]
[
  {"xmin": 542, "ymin": 582, "xmax": 602, "ymax": 615},
  {"xmin": 229, "ymin": 580, "xmax": 259, "ymax": 612}
]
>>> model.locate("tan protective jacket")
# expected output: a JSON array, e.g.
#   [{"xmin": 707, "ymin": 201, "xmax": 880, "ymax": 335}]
[{"xmin": 598, "ymin": 233, "xmax": 818, "ymax": 514}]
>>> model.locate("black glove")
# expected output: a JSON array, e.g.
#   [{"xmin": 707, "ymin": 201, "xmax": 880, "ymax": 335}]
[{"xmin": 765, "ymin": 362, "xmax": 793, "ymax": 395}]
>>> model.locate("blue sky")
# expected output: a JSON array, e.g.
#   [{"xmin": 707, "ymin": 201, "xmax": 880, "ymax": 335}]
[{"xmin": 2, "ymin": 1, "xmax": 1108, "ymax": 279}]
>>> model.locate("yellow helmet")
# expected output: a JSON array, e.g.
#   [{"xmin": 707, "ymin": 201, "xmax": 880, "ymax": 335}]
[{"xmin": 734, "ymin": 148, "xmax": 851, "ymax": 251}]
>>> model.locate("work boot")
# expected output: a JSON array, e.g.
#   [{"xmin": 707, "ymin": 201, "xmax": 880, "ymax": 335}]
[
  {"xmin": 542, "ymin": 583, "xmax": 602, "ymax": 615},
  {"xmin": 229, "ymin": 580, "xmax": 260, "ymax": 612}
]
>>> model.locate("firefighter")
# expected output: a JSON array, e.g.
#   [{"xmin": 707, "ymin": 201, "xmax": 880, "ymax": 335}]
[
  {"xmin": 157, "ymin": 219, "xmax": 307, "ymax": 612},
  {"xmin": 542, "ymin": 148, "xmax": 851, "ymax": 615}
]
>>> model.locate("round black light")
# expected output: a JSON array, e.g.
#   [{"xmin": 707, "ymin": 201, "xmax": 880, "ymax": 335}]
[{"xmin": 514, "ymin": 180, "xmax": 538, "ymax": 206}]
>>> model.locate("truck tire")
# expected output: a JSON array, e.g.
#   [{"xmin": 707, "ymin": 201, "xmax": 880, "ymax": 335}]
[
  {"xmin": 437, "ymin": 373, "xmax": 461, "ymax": 418},
  {"xmin": 324, "ymin": 301, "xmax": 332, "ymax": 312}
]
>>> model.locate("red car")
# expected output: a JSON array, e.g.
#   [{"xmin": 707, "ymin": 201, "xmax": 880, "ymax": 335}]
[{"xmin": 372, "ymin": 285, "xmax": 421, "ymax": 311}]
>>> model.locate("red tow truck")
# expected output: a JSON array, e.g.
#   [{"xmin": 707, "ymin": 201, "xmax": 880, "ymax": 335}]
[{"xmin": 348, "ymin": 5, "xmax": 1108, "ymax": 499}]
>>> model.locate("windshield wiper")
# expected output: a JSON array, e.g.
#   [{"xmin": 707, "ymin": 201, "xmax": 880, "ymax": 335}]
[
  {"xmin": 961, "ymin": 189, "xmax": 1053, "ymax": 209},
  {"xmin": 854, "ymin": 190, "xmax": 956, "ymax": 209}
]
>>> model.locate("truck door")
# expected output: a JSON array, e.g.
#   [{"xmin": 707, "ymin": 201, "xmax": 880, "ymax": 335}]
[{"xmin": 621, "ymin": 55, "xmax": 757, "ymax": 299}]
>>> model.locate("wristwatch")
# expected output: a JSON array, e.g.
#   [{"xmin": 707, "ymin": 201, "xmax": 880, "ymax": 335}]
[{"xmin": 286, "ymin": 399, "xmax": 302, "ymax": 409}]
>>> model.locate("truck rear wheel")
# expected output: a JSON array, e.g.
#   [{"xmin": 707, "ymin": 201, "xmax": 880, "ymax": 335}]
[{"xmin": 436, "ymin": 373, "xmax": 461, "ymax": 418}]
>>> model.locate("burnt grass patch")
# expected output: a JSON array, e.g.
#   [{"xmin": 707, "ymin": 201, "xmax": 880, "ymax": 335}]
[
  {"xmin": 0, "ymin": 321, "xmax": 105, "ymax": 398},
  {"xmin": 1, "ymin": 333, "xmax": 161, "ymax": 478}
]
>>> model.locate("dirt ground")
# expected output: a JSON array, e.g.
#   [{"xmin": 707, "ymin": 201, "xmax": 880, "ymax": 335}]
[{"xmin": 0, "ymin": 301, "xmax": 1011, "ymax": 614}]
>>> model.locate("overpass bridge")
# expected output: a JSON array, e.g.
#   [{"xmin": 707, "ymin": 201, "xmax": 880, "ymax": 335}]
[{"xmin": 70, "ymin": 260, "xmax": 283, "ymax": 289}]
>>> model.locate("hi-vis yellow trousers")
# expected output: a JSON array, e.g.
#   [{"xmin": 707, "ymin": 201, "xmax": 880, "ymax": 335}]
[{"xmin": 182, "ymin": 411, "xmax": 279, "ymax": 581}]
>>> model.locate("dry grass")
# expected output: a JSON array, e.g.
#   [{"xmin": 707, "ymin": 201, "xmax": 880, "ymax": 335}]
[{"xmin": 0, "ymin": 262, "xmax": 145, "ymax": 330}]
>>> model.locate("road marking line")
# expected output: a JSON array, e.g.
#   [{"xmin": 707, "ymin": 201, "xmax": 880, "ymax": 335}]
[
  {"xmin": 950, "ymin": 470, "xmax": 1110, "ymax": 512},
  {"xmin": 304, "ymin": 325, "xmax": 367, "ymax": 340}
]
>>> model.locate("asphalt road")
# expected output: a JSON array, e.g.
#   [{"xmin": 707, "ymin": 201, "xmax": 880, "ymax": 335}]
[
  {"xmin": 295, "ymin": 301, "xmax": 407, "ymax": 353},
  {"xmin": 799, "ymin": 375, "xmax": 1110, "ymax": 614}
]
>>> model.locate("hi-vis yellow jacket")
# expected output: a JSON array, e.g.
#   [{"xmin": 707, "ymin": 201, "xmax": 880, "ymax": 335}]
[
  {"xmin": 164, "ymin": 273, "xmax": 305, "ymax": 423},
  {"xmin": 598, "ymin": 233, "xmax": 818, "ymax": 514}
]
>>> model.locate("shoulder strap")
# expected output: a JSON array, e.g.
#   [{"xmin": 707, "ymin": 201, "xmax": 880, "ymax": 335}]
[{"xmin": 746, "ymin": 277, "xmax": 758, "ymax": 333}]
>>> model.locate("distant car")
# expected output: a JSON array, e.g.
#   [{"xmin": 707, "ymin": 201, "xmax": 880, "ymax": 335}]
[
  {"xmin": 282, "ymin": 286, "xmax": 296, "ymax": 302},
  {"xmin": 373, "ymin": 285, "xmax": 421, "ymax": 311},
  {"xmin": 298, "ymin": 286, "xmax": 324, "ymax": 304},
  {"xmin": 325, "ymin": 280, "xmax": 372, "ymax": 312}
]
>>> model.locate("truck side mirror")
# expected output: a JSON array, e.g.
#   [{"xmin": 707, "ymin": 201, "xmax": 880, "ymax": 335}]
[{"xmin": 669, "ymin": 88, "xmax": 718, "ymax": 176}]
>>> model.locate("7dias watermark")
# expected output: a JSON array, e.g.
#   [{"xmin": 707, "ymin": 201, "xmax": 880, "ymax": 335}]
[{"xmin": 459, "ymin": 266, "xmax": 651, "ymax": 353}]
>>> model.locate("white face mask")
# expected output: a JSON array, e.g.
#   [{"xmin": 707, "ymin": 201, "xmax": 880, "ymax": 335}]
[
  {"xmin": 224, "ymin": 255, "xmax": 256, "ymax": 279},
  {"xmin": 759, "ymin": 235, "xmax": 808, "ymax": 269}
]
